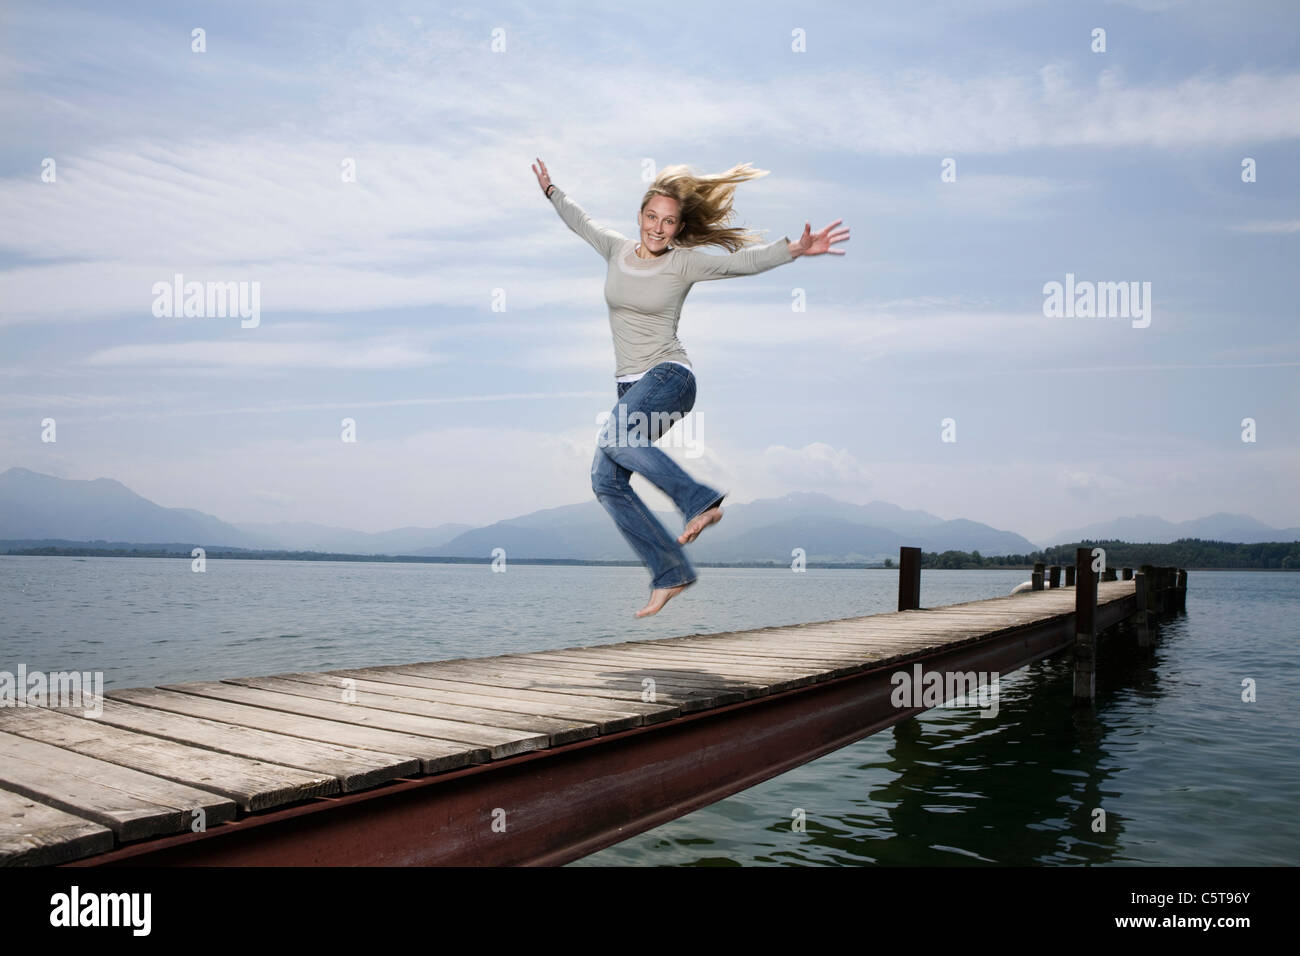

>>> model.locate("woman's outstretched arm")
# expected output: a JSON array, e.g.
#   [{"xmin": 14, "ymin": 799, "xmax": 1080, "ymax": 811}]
[
  {"xmin": 677, "ymin": 219, "xmax": 850, "ymax": 282},
  {"xmin": 532, "ymin": 157, "xmax": 626, "ymax": 261},
  {"xmin": 676, "ymin": 236, "xmax": 795, "ymax": 282}
]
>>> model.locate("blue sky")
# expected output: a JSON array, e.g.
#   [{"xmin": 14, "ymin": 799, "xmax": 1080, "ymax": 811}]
[{"xmin": 1, "ymin": 0, "xmax": 1297, "ymax": 545}]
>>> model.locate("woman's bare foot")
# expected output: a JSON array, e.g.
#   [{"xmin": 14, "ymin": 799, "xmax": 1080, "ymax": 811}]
[
  {"xmin": 678, "ymin": 506, "xmax": 723, "ymax": 545},
  {"xmin": 635, "ymin": 580, "xmax": 694, "ymax": 618}
]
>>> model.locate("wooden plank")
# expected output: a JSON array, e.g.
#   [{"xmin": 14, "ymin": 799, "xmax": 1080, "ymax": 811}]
[
  {"xmin": 480, "ymin": 654, "xmax": 774, "ymax": 695},
  {"xmin": 858, "ymin": 611, "xmax": 1060, "ymax": 625},
  {"xmin": 546, "ymin": 642, "xmax": 887, "ymax": 673},
  {"xmin": 811, "ymin": 621, "xmax": 1042, "ymax": 637},
  {"xmin": 0, "ymin": 787, "xmax": 115, "ymax": 866},
  {"xmin": 0, "ymin": 729, "xmax": 236, "ymax": 842},
  {"xmin": 156, "ymin": 681, "xmax": 525, "ymax": 760},
  {"xmin": 787, "ymin": 631, "xmax": 997, "ymax": 646},
  {"xmin": 799, "ymin": 617, "xmax": 1027, "ymax": 631},
  {"xmin": 631, "ymin": 636, "xmax": 935, "ymax": 662},
  {"xmin": 521, "ymin": 643, "xmax": 840, "ymax": 674},
  {"xmin": 230, "ymin": 675, "xmax": 579, "ymax": 748},
  {"xmin": 391, "ymin": 660, "xmax": 754, "ymax": 709},
  {"xmin": 621, "ymin": 637, "xmax": 953, "ymax": 667},
  {"xmin": 386, "ymin": 661, "xmax": 737, "ymax": 710},
  {"xmin": 254, "ymin": 673, "xmax": 607, "ymax": 742},
  {"xmin": 906, "ymin": 607, "xmax": 1074, "ymax": 617},
  {"xmin": 520, "ymin": 647, "xmax": 849, "ymax": 687},
  {"xmin": 702, "ymin": 634, "xmax": 956, "ymax": 650},
  {"xmin": 69, "ymin": 697, "xmax": 421, "ymax": 793},
  {"xmin": 295, "ymin": 671, "xmax": 649, "ymax": 734},
  {"xmin": 106, "ymin": 687, "xmax": 480, "ymax": 773},
  {"xmin": 764, "ymin": 620, "xmax": 1007, "ymax": 637},
  {"xmin": 0, "ymin": 707, "xmax": 336, "ymax": 812},
  {"xmin": 335, "ymin": 667, "xmax": 679, "ymax": 725},
  {"xmin": 623, "ymin": 639, "xmax": 871, "ymax": 666},
  {"xmin": 492, "ymin": 652, "xmax": 773, "ymax": 690},
  {"xmin": 798, "ymin": 618, "xmax": 1025, "ymax": 632},
  {"xmin": 626, "ymin": 638, "xmax": 878, "ymax": 666},
  {"xmin": 663, "ymin": 626, "xmax": 966, "ymax": 647}
]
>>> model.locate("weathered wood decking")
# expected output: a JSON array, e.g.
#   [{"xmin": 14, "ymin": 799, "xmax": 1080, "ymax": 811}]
[{"xmin": 1, "ymin": 577, "xmax": 1160, "ymax": 866}]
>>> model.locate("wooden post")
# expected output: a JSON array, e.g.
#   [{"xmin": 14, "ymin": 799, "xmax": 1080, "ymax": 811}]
[
  {"xmin": 1074, "ymin": 546, "xmax": 1097, "ymax": 702},
  {"xmin": 898, "ymin": 546, "xmax": 921, "ymax": 611},
  {"xmin": 1102, "ymin": 567, "xmax": 1117, "ymax": 581},
  {"xmin": 1133, "ymin": 571, "xmax": 1150, "ymax": 647},
  {"xmin": 1139, "ymin": 564, "xmax": 1157, "ymax": 627},
  {"xmin": 1065, "ymin": 564, "xmax": 1076, "ymax": 587},
  {"xmin": 1048, "ymin": 565, "xmax": 1061, "ymax": 589},
  {"xmin": 1122, "ymin": 567, "xmax": 1133, "ymax": 580},
  {"xmin": 1032, "ymin": 562, "xmax": 1044, "ymax": 590},
  {"xmin": 1176, "ymin": 569, "xmax": 1187, "ymax": 610}
]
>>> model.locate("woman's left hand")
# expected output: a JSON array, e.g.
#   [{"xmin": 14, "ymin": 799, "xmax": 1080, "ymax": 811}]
[{"xmin": 789, "ymin": 219, "xmax": 849, "ymax": 258}]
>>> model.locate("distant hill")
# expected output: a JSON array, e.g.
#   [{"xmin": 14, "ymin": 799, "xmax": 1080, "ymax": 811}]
[
  {"xmin": 0, "ymin": 467, "xmax": 263, "ymax": 549},
  {"xmin": 0, "ymin": 468, "xmax": 471, "ymax": 554},
  {"xmin": 421, "ymin": 491, "xmax": 1038, "ymax": 563},
  {"xmin": 3, "ymin": 466, "xmax": 1292, "ymax": 564},
  {"xmin": 1048, "ymin": 512, "xmax": 1300, "ymax": 546}
]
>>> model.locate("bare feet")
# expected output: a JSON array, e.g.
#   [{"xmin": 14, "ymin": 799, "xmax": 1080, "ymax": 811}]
[
  {"xmin": 635, "ymin": 580, "xmax": 694, "ymax": 618},
  {"xmin": 678, "ymin": 506, "xmax": 723, "ymax": 545}
]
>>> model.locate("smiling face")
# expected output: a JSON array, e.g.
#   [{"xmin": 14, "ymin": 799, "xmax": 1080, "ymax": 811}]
[{"xmin": 637, "ymin": 195, "xmax": 682, "ymax": 255}]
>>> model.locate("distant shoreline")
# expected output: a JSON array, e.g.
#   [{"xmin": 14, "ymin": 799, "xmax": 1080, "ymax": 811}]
[{"xmin": 2, "ymin": 545, "xmax": 1296, "ymax": 572}]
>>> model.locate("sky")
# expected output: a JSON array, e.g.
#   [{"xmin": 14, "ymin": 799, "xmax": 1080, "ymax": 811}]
[{"xmin": 1, "ymin": 0, "xmax": 1297, "ymax": 546}]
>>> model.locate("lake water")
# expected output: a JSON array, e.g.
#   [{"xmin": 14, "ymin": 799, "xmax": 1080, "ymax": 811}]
[{"xmin": 1, "ymin": 556, "xmax": 1295, "ymax": 866}]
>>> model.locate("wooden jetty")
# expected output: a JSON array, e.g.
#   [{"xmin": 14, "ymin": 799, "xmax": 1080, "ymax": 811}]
[{"xmin": 0, "ymin": 548, "xmax": 1186, "ymax": 866}]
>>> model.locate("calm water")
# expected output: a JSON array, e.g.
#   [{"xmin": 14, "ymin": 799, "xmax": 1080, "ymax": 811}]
[{"xmin": 1, "ymin": 556, "xmax": 1296, "ymax": 866}]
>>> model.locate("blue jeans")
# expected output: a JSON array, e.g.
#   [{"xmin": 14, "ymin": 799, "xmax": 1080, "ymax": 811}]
[{"xmin": 591, "ymin": 362, "xmax": 725, "ymax": 590}]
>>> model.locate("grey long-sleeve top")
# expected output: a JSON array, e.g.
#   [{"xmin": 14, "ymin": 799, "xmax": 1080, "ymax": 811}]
[{"xmin": 548, "ymin": 186, "xmax": 794, "ymax": 378}]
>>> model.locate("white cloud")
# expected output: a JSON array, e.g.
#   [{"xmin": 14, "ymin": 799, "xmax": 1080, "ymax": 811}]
[
  {"xmin": 1061, "ymin": 469, "xmax": 1133, "ymax": 500},
  {"xmin": 2, "ymin": 51, "xmax": 1297, "ymax": 326},
  {"xmin": 761, "ymin": 442, "xmax": 874, "ymax": 487},
  {"xmin": 82, "ymin": 340, "xmax": 442, "ymax": 370},
  {"xmin": 1229, "ymin": 220, "xmax": 1300, "ymax": 233}
]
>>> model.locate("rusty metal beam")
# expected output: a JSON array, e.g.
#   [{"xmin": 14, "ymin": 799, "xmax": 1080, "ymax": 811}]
[{"xmin": 69, "ymin": 593, "xmax": 1137, "ymax": 867}]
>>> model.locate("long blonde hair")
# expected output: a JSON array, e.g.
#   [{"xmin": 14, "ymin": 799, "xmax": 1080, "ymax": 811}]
[{"xmin": 640, "ymin": 162, "xmax": 771, "ymax": 252}]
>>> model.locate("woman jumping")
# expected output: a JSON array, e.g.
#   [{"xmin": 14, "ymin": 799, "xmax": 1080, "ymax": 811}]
[{"xmin": 532, "ymin": 158, "xmax": 848, "ymax": 617}]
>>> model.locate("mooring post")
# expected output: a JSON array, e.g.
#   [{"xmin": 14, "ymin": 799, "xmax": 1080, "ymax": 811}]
[
  {"xmin": 1032, "ymin": 562, "xmax": 1045, "ymax": 590},
  {"xmin": 1122, "ymin": 567, "xmax": 1133, "ymax": 580},
  {"xmin": 1065, "ymin": 564, "xmax": 1076, "ymax": 587},
  {"xmin": 1102, "ymin": 567, "xmax": 1117, "ymax": 581},
  {"xmin": 1074, "ymin": 546, "xmax": 1097, "ymax": 702},
  {"xmin": 1132, "ymin": 571, "xmax": 1150, "ymax": 646},
  {"xmin": 1048, "ymin": 565, "xmax": 1061, "ymax": 588},
  {"xmin": 898, "ymin": 546, "xmax": 921, "ymax": 611},
  {"xmin": 1139, "ymin": 563, "xmax": 1157, "ymax": 631},
  {"xmin": 1176, "ymin": 569, "xmax": 1187, "ymax": 610}
]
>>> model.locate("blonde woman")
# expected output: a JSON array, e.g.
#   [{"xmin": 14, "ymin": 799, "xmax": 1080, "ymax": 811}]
[{"xmin": 532, "ymin": 158, "xmax": 848, "ymax": 617}]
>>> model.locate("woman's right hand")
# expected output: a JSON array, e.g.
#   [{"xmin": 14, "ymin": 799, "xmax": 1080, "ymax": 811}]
[{"xmin": 531, "ymin": 157, "xmax": 553, "ymax": 197}]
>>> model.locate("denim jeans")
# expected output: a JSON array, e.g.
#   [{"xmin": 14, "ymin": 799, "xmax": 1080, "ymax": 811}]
[{"xmin": 591, "ymin": 362, "xmax": 725, "ymax": 590}]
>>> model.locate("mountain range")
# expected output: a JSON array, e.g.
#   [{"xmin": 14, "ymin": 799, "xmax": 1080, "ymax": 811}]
[{"xmin": 1, "ymin": 466, "xmax": 1296, "ymax": 563}]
